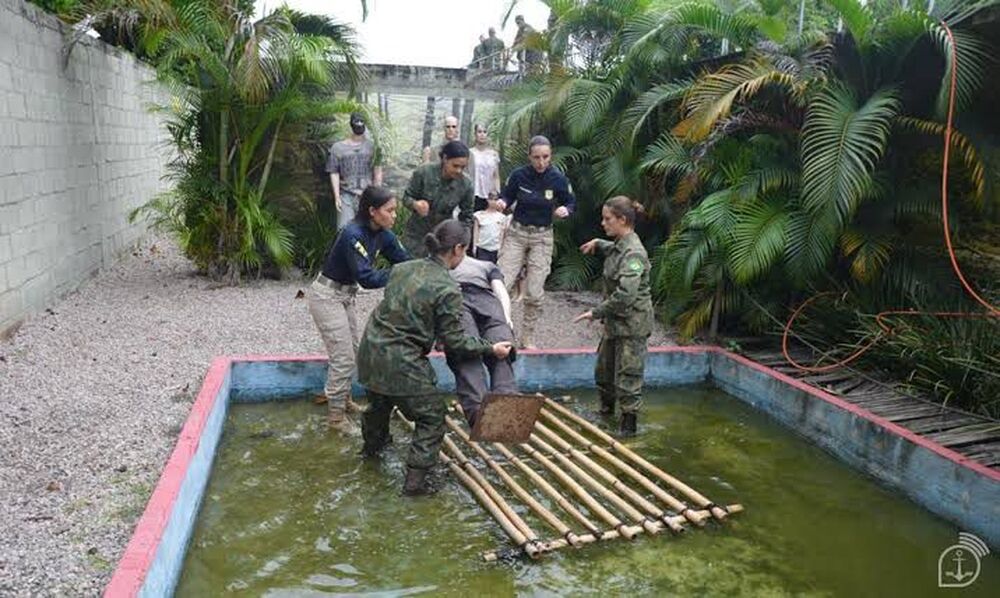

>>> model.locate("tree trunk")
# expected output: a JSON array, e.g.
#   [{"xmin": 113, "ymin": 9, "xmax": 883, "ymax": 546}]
[
  {"xmin": 461, "ymin": 98, "xmax": 475, "ymax": 144},
  {"xmin": 709, "ymin": 284, "xmax": 723, "ymax": 341},
  {"xmin": 422, "ymin": 96, "xmax": 436, "ymax": 148}
]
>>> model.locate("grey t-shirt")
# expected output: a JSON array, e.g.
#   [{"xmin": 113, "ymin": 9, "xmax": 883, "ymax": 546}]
[
  {"xmin": 326, "ymin": 138, "xmax": 376, "ymax": 194},
  {"xmin": 450, "ymin": 257, "xmax": 503, "ymax": 291}
]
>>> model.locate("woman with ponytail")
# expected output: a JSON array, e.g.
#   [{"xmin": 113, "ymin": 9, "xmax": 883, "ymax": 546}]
[
  {"xmin": 356, "ymin": 220, "xmax": 513, "ymax": 495},
  {"xmin": 574, "ymin": 196, "xmax": 653, "ymax": 437}
]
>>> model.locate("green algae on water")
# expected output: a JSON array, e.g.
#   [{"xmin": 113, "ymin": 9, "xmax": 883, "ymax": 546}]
[{"xmin": 176, "ymin": 386, "xmax": 1000, "ymax": 597}]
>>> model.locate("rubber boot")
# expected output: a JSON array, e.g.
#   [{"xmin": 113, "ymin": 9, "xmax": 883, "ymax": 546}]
[
  {"xmin": 402, "ymin": 467, "xmax": 433, "ymax": 496},
  {"xmin": 619, "ymin": 412, "xmax": 637, "ymax": 437},
  {"xmin": 598, "ymin": 398, "xmax": 615, "ymax": 416}
]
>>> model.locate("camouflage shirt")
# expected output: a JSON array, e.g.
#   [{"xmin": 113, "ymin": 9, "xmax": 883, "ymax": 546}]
[
  {"xmin": 357, "ymin": 256, "xmax": 495, "ymax": 396},
  {"xmin": 590, "ymin": 232, "xmax": 653, "ymax": 338},
  {"xmin": 401, "ymin": 163, "xmax": 474, "ymax": 256}
]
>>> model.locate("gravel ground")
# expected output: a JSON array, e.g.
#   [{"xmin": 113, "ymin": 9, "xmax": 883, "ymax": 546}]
[{"xmin": 0, "ymin": 236, "xmax": 674, "ymax": 595}]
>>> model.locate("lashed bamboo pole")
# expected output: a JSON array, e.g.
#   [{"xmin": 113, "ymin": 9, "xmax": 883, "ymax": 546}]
[
  {"xmin": 528, "ymin": 434, "xmax": 661, "ymax": 536},
  {"xmin": 441, "ymin": 434, "xmax": 539, "ymax": 544},
  {"xmin": 393, "ymin": 409, "xmax": 540, "ymax": 557},
  {"xmin": 539, "ymin": 410, "xmax": 708, "ymax": 526},
  {"xmin": 445, "ymin": 417, "xmax": 582, "ymax": 546},
  {"xmin": 533, "ymin": 422, "xmax": 685, "ymax": 534},
  {"xmin": 451, "ymin": 402, "xmax": 602, "ymax": 536},
  {"xmin": 481, "ymin": 504, "xmax": 745, "ymax": 562},
  {"xmin": 518, "ymin": 438, "xmax": 640, "ymax": 539},
  {"xmin": 437, "ymin": 450, "xmax": 540, "ymax": 558},
  {"xmin": 490, "ymin": 441, "xmax": 602, "ymax": 536},
  {"xmin": 544, "ymin": 399, "xmax": 729, "ymax": 520}
]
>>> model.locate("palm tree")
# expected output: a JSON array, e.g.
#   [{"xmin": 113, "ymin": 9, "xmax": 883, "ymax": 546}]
[{"xmin": 71, "ymin": 1, "xmax": 367, "ymax": 280}]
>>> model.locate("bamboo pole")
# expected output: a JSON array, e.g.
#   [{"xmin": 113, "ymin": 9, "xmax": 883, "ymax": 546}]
[
  {"xmin": 445, "ymin": 417, "xmax": 582, "ymax": 546},
  {"xmin": 518, "ymin": 438, "xmax": 641, "ymax": 540},
  {"xmin": 491, "ymin": 440, "xmax": 602, "ymax": 536},
  {"xmin": 481, "ymin": 504, "xmax": 745, "ymax": 562},
  {"xmin": 533, "ymin": 422, "xmax": 685, "ymax": 534},
  {"xmin": 539, "ymin": 409, "xmax": 708, "ymax": 526},
  {"xmin": 543, "ymin": 399, "xmax": 730, "ymax": 520},
  {"xmin": 441, "ymin": 434, "xmax": 539, "ymax": 544},
  {"xmin": 392, "ymin": 409, "xmax": 540, "ymax": 557},
  {"xmin": 451, "ymin": 402, "xmax": 602, "ymax": 536},
  {"xmin": 527, "ymin": 434, "xmax": 661, "ymax": 536}
]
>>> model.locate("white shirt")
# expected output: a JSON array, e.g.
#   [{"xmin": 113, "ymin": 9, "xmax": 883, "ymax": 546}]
[
  {"xmin": 470, "ymin": 146, "xmax": 500, "ymax": 198},
  {"xmin": 474, "ymin": 210, "xmax": 507, "ymax": 252}
]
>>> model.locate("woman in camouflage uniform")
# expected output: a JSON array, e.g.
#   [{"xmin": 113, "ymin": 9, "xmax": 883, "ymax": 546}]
[
  {"xmin": 574, "ymin": 196, "xmax": 653, "ymax": 437},
  {"xmin": 402, "ymin": 141, "xmax": 475, "ymax": 257},
  {"xmin": 356, "ymin": 220, "xmax": 514, "ymax": 496}
]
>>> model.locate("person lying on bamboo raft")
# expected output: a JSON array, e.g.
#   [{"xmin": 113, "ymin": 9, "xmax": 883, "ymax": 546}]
[
  {"xmin": 574, "ymin": 196, "xmax": 653, "ymax": 437},
  {"xmin": 356, "ymin": 220, "xmax": 514, "ymax": 496},
  {"xmin": 445, "ymin": 255, "xmax": 518, "ymax": 428}
]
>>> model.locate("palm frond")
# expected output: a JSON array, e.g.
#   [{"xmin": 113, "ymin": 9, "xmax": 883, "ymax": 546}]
[
  {"xmin": 801, "ymin": 84, "xmax": 899, "ymax": 224},
  {"xmin": 728, "ymin": 198, "xmax": 789, "ymax": 284}
]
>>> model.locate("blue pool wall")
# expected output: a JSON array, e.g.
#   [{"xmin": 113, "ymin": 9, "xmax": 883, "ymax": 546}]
[{"xmin": 107, "ymin": 348, "xmax": 1000, "ymax": 598}]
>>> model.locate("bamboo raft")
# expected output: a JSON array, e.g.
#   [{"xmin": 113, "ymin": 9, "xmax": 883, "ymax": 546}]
[{"xmin": 397, "ymin": 398, "xmax": 742, "ymax": 561}]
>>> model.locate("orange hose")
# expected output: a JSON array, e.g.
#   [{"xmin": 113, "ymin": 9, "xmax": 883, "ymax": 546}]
[{"xmin": 782, "ymin": 21, "xmax": 999, "ymax": 373}]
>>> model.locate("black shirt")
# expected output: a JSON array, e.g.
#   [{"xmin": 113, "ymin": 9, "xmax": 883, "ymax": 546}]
[
  {"xmin": 501, "ymin": 165, "xmax": 576, "ymax": 227},
  {"xmin": 321, "ymin": 221, "xmax": 410, "ymax": 288}
]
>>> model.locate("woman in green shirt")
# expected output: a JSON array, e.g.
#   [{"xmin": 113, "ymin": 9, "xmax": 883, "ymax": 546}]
[
  {"xmin": 401, "ymin": 141, "xmax": 475, "ymax": 256},
  {"xmin": 575, "ymin": 196, "xmax": 653, "ymax": 436}
]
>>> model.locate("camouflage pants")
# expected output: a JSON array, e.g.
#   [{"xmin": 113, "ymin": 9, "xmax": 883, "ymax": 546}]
[
  {"xmin": 307, "ymin": 279, "xmax": 359, "ymax": 415},
  {"xmin": 498, "ymin": 223, "xmax": 552, "ymax": 347},
  {"xmin": 595, "ymin": 336, "xmax": 647, "ymax": 414},
  {"xmin": 362, "ymin": 392, "xmax": 447, "ymax": 470}
]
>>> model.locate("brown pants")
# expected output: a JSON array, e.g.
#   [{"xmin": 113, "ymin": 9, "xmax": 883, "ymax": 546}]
[
  {"xmin": 307, "ymin": 280, "xmax": 359, "ymax": 414},
  {"xmin": 498, "ymin": 224, "xmax": 553, "ymax": 347}
]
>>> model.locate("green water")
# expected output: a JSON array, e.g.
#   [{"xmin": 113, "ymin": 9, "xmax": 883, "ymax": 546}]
[{"xmin": 176, "ymin": 387, "xmax": 999, "ymax": 597}]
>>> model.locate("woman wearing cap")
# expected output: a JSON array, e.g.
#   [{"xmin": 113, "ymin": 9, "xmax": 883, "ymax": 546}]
[
  {"xmin": 357, "ymin": 220, "xmax": 513, "ymax": 495},
  {"xmin": 307, "ymin": 186, "xmax": 410, "ymax": 430},
  {"xmin": 401, "ymin": 140, "xmax": 475, "ymax": 257},
  {"xmin": 496, "ymin": 135, "xmax": 576, "ymax": 348}
]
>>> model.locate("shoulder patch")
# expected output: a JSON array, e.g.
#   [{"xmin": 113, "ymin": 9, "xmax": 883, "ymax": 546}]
[
  {"xmin": 627, "ymin": 258, "xmax": 644, "ymax": 273},
  {"xmin": 353, "ymin": 240, "xmax": 369, "ymax": 259}
]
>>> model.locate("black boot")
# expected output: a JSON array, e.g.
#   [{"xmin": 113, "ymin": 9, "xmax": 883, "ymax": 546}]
[
  {"xmin": 402, "ymin": 467, "xmax": 433, "ymax": 496},
  {"xmin": 360, "ymin": 434, "xmax": 393, "ymax": 458},
  {"xmin": 619, "ymin": 412, "xmax": 637, "ymax": 437}
]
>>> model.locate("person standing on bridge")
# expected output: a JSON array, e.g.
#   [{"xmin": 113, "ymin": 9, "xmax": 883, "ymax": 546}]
[
  {"xmin": 402, "ymin": 141, "xmax": 475, "ymax": 257},
  {"xmin": 484, "ymin": 27, "xmax": 505, "ymax": 70},
  {"xmin": 496, "ymin": 135, "xmax": 575, "ymax": 349},
  {"xmin": 471, "ymin": 34, "xmax": 487, "ymax": 70},
  {"xmin": 422, "ymin": 115, "xmax": 461, "ymax": 164},
  {"xmin": 574, "ymin": 196, "xmax": 653, "ymax": 437},
  {"xmin": 327, "ymin": 112, "xmax": 382, "ymax": 230},
  {"xmin": 514, "ymin": 15, "xmax": 543, "ymax": 74}
]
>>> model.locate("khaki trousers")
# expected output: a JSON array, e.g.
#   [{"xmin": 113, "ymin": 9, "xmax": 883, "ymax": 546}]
[
  {"xmin": 498, "ymin": 223, "xmax": 553, "ymax": 347},
  {"xmin": 307, "ymin": 280, "xmax": 359, "ymax": 413}
]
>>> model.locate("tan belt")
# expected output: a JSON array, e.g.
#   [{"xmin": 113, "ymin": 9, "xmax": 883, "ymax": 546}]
[
  {"xmin": 512, "ymin": 221, "xmax": 552, "ymax": 234},
  {"xmin": 315, "ymin": 274, "xmax": 357, "ymax": 293}
]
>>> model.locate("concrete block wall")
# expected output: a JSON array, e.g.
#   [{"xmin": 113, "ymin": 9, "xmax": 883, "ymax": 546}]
[{"xmin": 0, "ymin": 0, "xmax": 172, "ymax": 336}]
